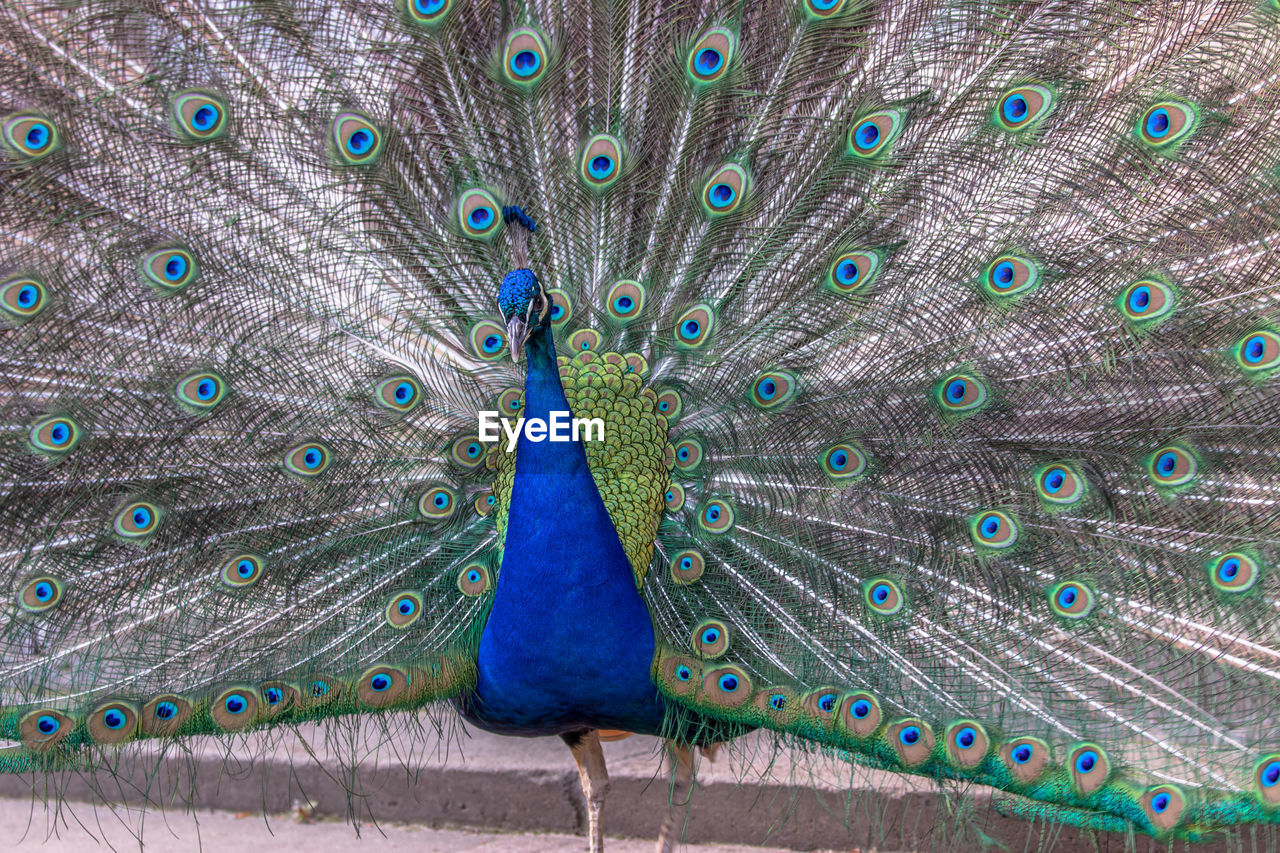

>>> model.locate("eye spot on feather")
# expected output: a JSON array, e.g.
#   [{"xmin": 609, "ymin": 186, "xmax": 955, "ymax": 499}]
[
  {"xmin": 701, "ymin": 164, "xmax": 749, "ymax": 216},
  {"xmin": 837, "ymin": 692, "xmax": 882, "ymax": 738},
  {"xmin": 1, "ymin": 275, "xmax": 49, "ymax": 321},
  {"xmin": 211, "ymin": 687, "xmax": 259, "ymax": 731},
  {"xmin": 494, "ymin": 388, "xmax": 524, "ymax": 417},
  {"xmin": 258, "ymin": 681, "xmax": 299, "ymax": 720},
  {"xmin": 659, "ymin": 653, "xmax": 700, "ymax": 696},
  {"xmin": 801, "ymin": 688, "xmax": 842, "ymax": 727},
  {"xmin": 605, "ymin": 280, "xmax": 645, "ymax": 321},
  {"xmin": 142, "ymin": 247, "xmax": 199, "ymax": 291},
  {"xmin": 983, "ymin": 255, "xmax": 1041, "ymax": 298},
  {"xmin": 221, "ymin": 553, "xmax": 264, "ymax": 588},
  {"xmin": 451, "ymin": 435, "xmax": 487, "ymax": 469},
  {"xmin": 1255, "ymin": 755, "xmax": 1280, "ymax": 807},
  {"xmin": 29, "ymin": 414, "xmax": 82, "ymax": 457},
  {"xmin": 654, "ymin": 388, "xmax": 683, "ymax": 423},
  {"xmin": 300, "ymin": 674, "xmax": 342, "ymax": 708},
  {"xmin": 358, "ymin": 665, "xmax": 410, "ymax": 708},
  {"xmin": 995, "ymin": 85, "xmax": 1054, "ymax": 131},
  {"xmin": 936, "ymin": 372, "xmax": 988, "ymax": 414},
  {"xmin": 474, "ymin": 490, "xmax": 495, "ymax": 516},
  {"xmin": 114, "ymin": 501, "xmax": 160, "ymax": 540},
  {"xmin": 672, "ymin": 437, "xmax": 704, "ymax": 473},
  {"xmin": 1068, "ymin": 743, "xmax": 1110, "ymax": 794},
  {"xmin": 470, "ymin": 320, "xmax": 508, "ymax": 360},
  {"xmin": 701, "ymin": 665, "xmax": 752, "ymax": 707},
  {"xmin": 88, "ymin": 701, "xmax": 138, "ymax": 744},
  {"xmin": 670, "ymin": 549, "xmax": 703, "ymax": 584},
  {"xmin": 691, "ymin": 619, "xmax": 730, "ymax": 658},
  {"xmin": 753, "ymin": 686, "xmax": 799, "ymax": 725},
  {"xmin": 384, "ymin": 589, "xmax": 424, "ymax": 627},
  {"xmin": 664, "ymin": 483, "xmax": 686, "ymax": 513},
  {"xmin": 457, "ymin": 562, "xmax": 491, "ymax": 597},
  {"xmin": 1118, "ymin": 279, "xmax": 1175, "ymax": 326},
  {"xmin": 405, "ymin": 0, "xmax": 450, "ymax": 25},
  {"xmin": 945, "ymin": 720, "xmax": 989, "ymax": 768},
  {"xmin": 887, "ymin": 719, "xmax": 934, "ymax": 766},
  {"xmin": 1141, "ymin": 785, "xmax": 1186, "ymax": 833},
  {"xmin": 141, "ymin": 695, "xmax": 193, "ymax": 736},
  {"xmin": 18, "ymin": 576, "xmax": 63, "ymax": 613},
  {"xmin": 175, "ymin": 371, "xmax": 227, "ymax": 411},
  {"xmin": 375, "ymin": 375, "xmax": 421, "ymax": 412},
  {"xmin": 569, "ymin": 328, "xmax": 602, "ymax": 352},
  {"xmin": 1034, "ymin": 462, "xmax": 1085, "ymax": 506},
  {"xmin": 1235, "ymin": 330, "xmax": 1280, "ymax": 376},
  {"xmin": 458, "ymin": 189, "xmax": 502, "ymax": 240},
  {"xmin": 697, "ymin": 498, "xmax": 734, "ymax": 534},
  {"xmin": 826, "ymin": 250, "xmax": 880, "ymax": 295},
  {"xmin": 284, "ymin": 441, "xmax": 332, "ymax": 477},
  {"xmin": 504, "ymin": 27, "xmax": 550, "ymax": 86},
  {"xmin": 820, "ymin": 442, "xmax": 867, "ymax": 481},
  {"xmin": 863, "ymin": 578, "xmax": 905, "ymax": 616},
  {"xmin": 1048, "ymin": 580, "xmax": 1095, "ymax": 620},
  {"xmin": 547, "ymin": 288, "xmax": 572, "ymax": 326},
  {"xmin": 1000, "ymin": 737, "xmax": 1051, "ymax": 784},
  {"xmin": 172, "ymin": 91, "xmax": 228, "ymax": 141},
  {"xmin": 674, "ymin": 304, "xmax": 715, "ymax": 349},
  {"xmin": 848, "ymin": 109, "xmax": 905, "ymax": 159},
  {"xmin": 3, "ymin": 112, "xmax": 60, "ymax": 159},
  {"xmin": 1208, "ymin": 552, "xmax": 1260, "ymax": 594},
  {"xmin": 687, "ymin": 28, "xmax": 735, "ymax": 84},
  {"xmin": 19, "ymin": 709, "xmax": 75, "ymax": 751},
  {"xmin": 802, "ymin": 0, "xmax": 845, "ymax": 19},
  {"xmin": 332, "ymin": 112, "xmax": 383, "ymax": 165},
  {"xmin": 749, "ymin": 371, "xmax": 796, "ymax": 410},
  {"xmin": 1146, "ymin": 444, "xmax": 1197, "ymax": 489},
  {"xmin": 1138, "ymin": 101, "xmax": 1197, "ymax": 147},
  {"xmin": 970, "ymin": 510, "xmax": 1018, "ymax": 550},
  {"xmin": 581, "ymin": 134, "xmax": 623, "ymax": 189},
  {"xmin": 418, "ymin": 485, "xmax": 457, "ymax": 520}
]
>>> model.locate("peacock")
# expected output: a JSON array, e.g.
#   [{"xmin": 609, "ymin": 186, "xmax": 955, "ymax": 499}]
[{"xmin": 3, "ymin": 0, "xmax": 1280, "ymax": 849}]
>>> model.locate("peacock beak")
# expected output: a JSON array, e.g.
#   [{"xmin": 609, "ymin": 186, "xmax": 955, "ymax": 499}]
[{"xmin": 506, "ymin": 315, "xmax": 530, "ymax": 363}]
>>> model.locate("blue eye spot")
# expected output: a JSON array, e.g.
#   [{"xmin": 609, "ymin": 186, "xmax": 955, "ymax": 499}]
[
  {"xmin": 955, "ymin": 727, "xmax": 976, "ymax": 748},
  {"xmin": 164, "ymin": 255, "xmax": 187, "ymax": 281},
  {"xmin": 835, "ymin": 261, "xmax": 858, "ymax": 285},
  {"xmin": 467, "ymin": 569, "xmax": 481, "ymax": 583},
  {"xmin": 589, "ymin": 156, "xmax": 614, "ymax": 178},
  {"xmin": 717, "ymin": 673, "xmax": 738, "ymax": 692},
  {"xmin": 852, "ymin": 700, "xmax": 870, "ymax": 718},
  {"xmin": 675, "ymin": 665, "xmax": 692, "ymax": 681},
  {"xmin": 237, "ymin": 559, "xmax": 254, "ymax": 578},
  {"xmin": 17, "ymin": 284, "xmax": 37, "ymax": 307},
  {"xmin": 701, "ymin": 628, "xmax": 719, "ymax": 644},
  {"xmin": 482, "ymin": 334, "xmax": 503, "ymax": 354},
  {"xmin": 709, "ymin": 183, "xmax": 734, "ymax": 207},
  {"xmin": 1218, "ymin": 557, "xmax": 1240, "ymax": 582},
  {"xmin": 133, "ymin": 508, "xmax": 152, "ymax": 527},
  {"xmin": 370, "ymin": 674, "xmax": 391, "ymax": 692},
  {"xmin": 947, "ymin": 379, "xmax": 966, "ymax": 401},
  {"xmin": 310, "ymin": 681, "xmax": 329, "ymax": 697},
  {"xmin": 395, "ymin": 382, "xmax": 412, "ymax": 401},
  {"xmin": 305, "ymin": 449, "xmax": 321, "ymax": 468},
  {"xmin": 1263, "ymin": 761, "xmax": 1280, "ymax": 787},
  {"xmin": 156, "ymin": 701, "xmax": 177, "ymax": 719},
  {"xmin": 855, "ymin": 121, "xmax": 879, "ymax": 150},
  {"xmin": 769, "ymin": 694, "xmax": 787, "ymax": 710},
  {"xmin": 1151, "ymin": 792, "xmax": 1170, "ymax": 813},
  {"xmin": 104, "ymin": 709, "xmax": 126, "ymax": 729},
  {"xmin": 34, "ymin": 581, "xmax": 53, "ymax": 601},
  {"xmin": 1057, "ymin": 587, "xmax": 1077, "ymax": 608},
  {"xmin": 1044, "ymin": 468, "xmax": 1065, "ymax": 492},
  {"xmin": 398, "ymin": 599, "xmax": 416, "ymax": 615},
  {"xmin": 196, "ymin": 379, "xmax": 216, "ymax": 400},
  {"xmin": 1012, "ymin": 744, "xmax": 1032, "ymax": 764},
  {"xmin": 26, "ymin": 123, "xmax": 49, "ymax": 149},
  {"xmin": 550, "ymin": 303, "xmax": 563, "ymax": 320},
  {"xmin": 818, "ymin": 693, "xmax": 836, "ymax": 713},
  {"xmin": 347, "ymin": 129, "xmax": 372, "ymax": 154},
  {"xmin": 49, "ymin": 424, "xmax": 68, "ymax": 444},
  {"xmin": 982, "ymin": 517, "xmax": 1000, "ymax": 537},
  {"xmin": 899, "ymin": 726, "xmax": 920, "ymax": 745},
  {"xmin": 1129, "ymin": 285, "xmax": 1151, "ymax": 312},
  {"xmin": 1146, "ymin": 108, "xmax": 1170, "ymax": 137},
  {"xmin": 993, "ymin": 261, "xmax": 1014, "ymax": 284},
  {"xmin": 415, "ymin": 0, "xmax": 445, "ymax": 12},
  {"xmin": 1244, "ymin": 335, "xmax": 1266, "ymax": 362},
  {"xmin": 224, "ymin": 694, "xmax": 246, "ymax": 714},
  {"xmin": 1003, "ymin": 94, "xmax": 1027, "ymax": 122},
  {"xmin": 264, "ymin": 687, "xmax": 283, "ymax": 704},
  {"xmin": 1075, "ymin": 750, "xmax": 1097, "ymax": 774},
  {"xmin": 435, "ymin": 493, "xmax": 448, "ymax": 507},
  {"xmin": 759, "ymin": 379, "xmax": 776, "ymax": 398},
  {"xmin": 831, "ymin": 451, "xmax": 847, "ymax": 469},
  {"xmin": 1157, "ymin": 452, "xmax": 1176, "ymax": 474},
  {"xmin": 682, "ymin": 320, "xmax": 701, "ymax": 338},
  {"xmin": 705, "ymin": 506, "xmax": 720, "ymax": 522},
  {"xmin": 37, "ymin": 715, "xmax": 59, "ymax": 734},
  {"xmin": 192, "ymin": 105, "xmax": 218, "ymax": 131},
  {"xmin": 614, "ymin": 296, "xmax": 632, "ymax": 311},
  {"xmin": 694, "ymin": 48, "xmax": 722, "ymax": 75},
  {"xmin": 467, "ymin": 442, "xmax": 481, "ymax": 458},
  {"xmin": 677, "ymin": 447, "xmax": 689, "ymax": 460},
  {"xmin": 872, "ymin": 583, "xmax": 890, "ymax": 604},
  {"xmin": 469, "ymin": 207, "xmax": 493, "ymax": 228},
  {"xmin": 511, "ymin": 50, "xmax": 540, "ymax": 76}
]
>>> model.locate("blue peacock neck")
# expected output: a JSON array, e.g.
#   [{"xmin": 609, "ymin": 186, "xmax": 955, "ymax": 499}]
[{"xmin": 463, "ymin": 324, "xmax": 666, "ymax": 735}]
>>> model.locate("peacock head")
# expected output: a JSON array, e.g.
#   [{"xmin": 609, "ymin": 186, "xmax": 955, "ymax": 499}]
[{"xmin": 497, "ymin": 268, "xmax": 551, "ymax": 363}]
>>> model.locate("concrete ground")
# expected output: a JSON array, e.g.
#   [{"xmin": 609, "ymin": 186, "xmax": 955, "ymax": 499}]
[{"xmin": 0, "ymin": 718, "xmax": 1252, "ymax": 851}]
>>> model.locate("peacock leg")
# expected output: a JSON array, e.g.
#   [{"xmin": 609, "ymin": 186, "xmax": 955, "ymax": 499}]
[
  {"xmin": 654, "ymin": 740, "xmax": 696, "ymax": 853},
  {"xmin": 562, "ymin": 729, "xmax": 611, "ymax": 853}
]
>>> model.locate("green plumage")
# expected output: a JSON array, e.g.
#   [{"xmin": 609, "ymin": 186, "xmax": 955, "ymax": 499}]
[{"xmin": 2, "ymin": 0, "xmax": 1280, "ymax": 847}]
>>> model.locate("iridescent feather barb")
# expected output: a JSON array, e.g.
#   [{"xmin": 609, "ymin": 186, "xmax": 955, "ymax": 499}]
[{"xmin": 2, "ymin": 0, "xmax": 1280, "ymax": 849}]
